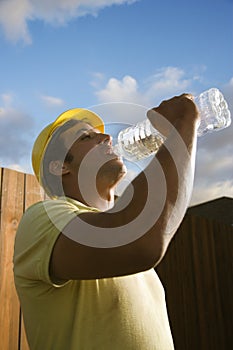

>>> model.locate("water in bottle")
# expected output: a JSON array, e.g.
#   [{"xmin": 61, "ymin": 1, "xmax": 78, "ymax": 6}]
[
  {"xmin": 195, "ymin": 88, "xmax": 231, "ymax": 136},
  {"xmin": 113, "ymin": 88, "xmax": 231, "ymax": 162},
  {"xmin": 113, "ymin": 119, "xmax": 166, "ymax": 162}
]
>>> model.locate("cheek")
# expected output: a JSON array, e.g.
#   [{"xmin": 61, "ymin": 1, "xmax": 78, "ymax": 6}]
[{"xmin": 71, "ymin": 145, "xmax": 98, "ymax": 169}]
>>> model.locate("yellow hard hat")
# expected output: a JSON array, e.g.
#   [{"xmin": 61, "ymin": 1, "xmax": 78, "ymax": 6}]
[{"xmin": 32, "ymin": 108, "xmax": 105, "ymax": 184}]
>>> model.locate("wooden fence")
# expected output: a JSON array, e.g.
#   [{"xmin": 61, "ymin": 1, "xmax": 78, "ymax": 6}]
[
  {"xmin": 0, "ymin": 167, "xmax": 46, "ymax": 350},
  {"xmin": 156, "ymin": 210, "xmax": 233, "ymax": 350},
  {"xmin": 0, "ymin": 167, "xmax": 232, "ymax": 349}
]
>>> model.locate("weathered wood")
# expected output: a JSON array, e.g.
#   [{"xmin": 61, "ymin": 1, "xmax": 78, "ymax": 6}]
[
  {"xmin": 0, "ymin": 168, "xmax": 45, "ymax": 350},
  {"xmin": 0, "ymin": 168, "xmax": 25, "ymax": 350},
  {"xmin": 20, "ymin": 172, "xmax": 44, "ymax": 350},
  {"xmin": 24, "ymin": 172, "xmax": 45, "ymax": 209},
  {"xmin": 156, "ymin": 212, "xmax": 233, "ymax": 350},
  {"xmin": 0, "ymin": 167, "xmax": 232, "ymax": 350}
]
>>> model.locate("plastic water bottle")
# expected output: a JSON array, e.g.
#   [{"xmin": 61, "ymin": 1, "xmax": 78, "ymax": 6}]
[{"xmin": 113, "ymin": 88, "xmax": 231, "ymax": 162}]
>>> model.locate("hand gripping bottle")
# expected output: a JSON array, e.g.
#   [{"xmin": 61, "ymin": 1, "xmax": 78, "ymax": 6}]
[{"xmin": 113, "ymin": 88, "xmax": 231, "ymax": 162}]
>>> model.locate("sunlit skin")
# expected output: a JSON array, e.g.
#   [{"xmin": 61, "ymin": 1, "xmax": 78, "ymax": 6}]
[
  {"xmin": 51, "ymin": 121, "xmax": 127, "ymax": 211},
  {"xmin": 48, "ymin": 94, "xmax": 201, "ymax": 280}
]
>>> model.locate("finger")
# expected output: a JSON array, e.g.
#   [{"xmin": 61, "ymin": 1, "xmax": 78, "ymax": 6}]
[{"xmin": 180, "ymin": 93, "xmax": 194, "ymax": 101}]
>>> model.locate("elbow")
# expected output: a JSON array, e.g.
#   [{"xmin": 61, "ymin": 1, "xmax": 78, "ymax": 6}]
[
  {"xmin": 148, "ymin": 241, "xmax": 168, "ymax": 268},
  {"xmin": 135, "ymin": 235, "xmax": 168, "ymax": 271}
]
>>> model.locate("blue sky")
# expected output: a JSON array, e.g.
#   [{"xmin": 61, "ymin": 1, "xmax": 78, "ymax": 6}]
[{"xmin": 0, "ymin": 0, "xmax": 232, "ymax": 205}]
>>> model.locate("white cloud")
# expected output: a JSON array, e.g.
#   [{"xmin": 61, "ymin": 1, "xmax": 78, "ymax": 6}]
[
  {"xmin": 191, "ymin": 180, "xmax": 233, "ymax": 205},
  {"xmin": 144, "ymin": 66, "xmax": 191, "ymax": 102},
  {"xmin": 95, "ymin": 67, "xmax": 193, "ymax": 107},
  {"xmin": 0, "ymin": 94, "xmax": 35, "ymax": 170},
  {"xmin": 94, "ymin": 71, "xmax": 233, "ymax": 205},
  {"xmin": 41, "ymin": 95, "xmax": 64, "ymax": 107},
  {"xmin": 191, "ymin": 144, "xmax": 233, "ymax": 204},
  {"xmin": 96, "ymin": 75, "xmax": 148, "ymax": 105},
  {"xmin": 0, "ymin": 0, "xmax": 138, "ymax": 43},
  {"xmin": 0, "ymin": 0, "xmax": 33, "ymax": 44}
]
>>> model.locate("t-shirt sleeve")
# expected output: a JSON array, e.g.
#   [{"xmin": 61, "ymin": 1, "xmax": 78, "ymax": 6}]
[{"xmin": 14, "ymin": 199, "xmax": 81, "ymax": 286}]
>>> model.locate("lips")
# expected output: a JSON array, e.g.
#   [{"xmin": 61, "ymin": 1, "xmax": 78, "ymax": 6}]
[
  {"xmin": 105, "ymin": 145, "xmax": 114, "ymax": 155},
  {"xmin": 97, "ymin": 143, "xmax": 119, "ymax": 159}
]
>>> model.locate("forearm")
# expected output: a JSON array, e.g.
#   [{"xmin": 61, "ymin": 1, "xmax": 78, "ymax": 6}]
[
  {"xmin": 109, "ymin": 112, "xmax": 199, "ymax": 263},
  {"xmin": 50, "ymin": 94, "xmax": 201, "ymax": 280},
  {"xmin": 149, "ymin": 115, "xmax": 198, "ymax": 250}
]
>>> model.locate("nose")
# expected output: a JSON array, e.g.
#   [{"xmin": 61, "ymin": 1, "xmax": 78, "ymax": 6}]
[{"xmin": 98, "ymin": 133, "xmax": 112, "ymax": 145}]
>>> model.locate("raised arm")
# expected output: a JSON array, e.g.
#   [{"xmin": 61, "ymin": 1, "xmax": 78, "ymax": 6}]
[{"xmin": 50, "ymin": 94, "xmax": 200, "ymax": 280}]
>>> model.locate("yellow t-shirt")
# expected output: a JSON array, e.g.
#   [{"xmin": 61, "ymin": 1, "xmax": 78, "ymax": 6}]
[{"xmin": 14, "ymin": 197, "xmax": 174, "ymax": 350}]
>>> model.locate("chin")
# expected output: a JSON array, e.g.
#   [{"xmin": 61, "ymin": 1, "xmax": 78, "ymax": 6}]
[
  {"xmin": 98, "ymin": 158, "xmax": 127, "ymax": 186},
  {"xmin": 110, "ymin": 157, "xmax": 127, "ymax": 175}
]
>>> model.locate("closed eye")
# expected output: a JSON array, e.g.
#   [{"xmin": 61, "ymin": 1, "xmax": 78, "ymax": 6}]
[
  {"xmin": 75, "ymin": 128, "xmax": 100, "ymax": 142},
  {"xmin": 80, "ymin": 132, "xmax": 91, "ymax": 140}
]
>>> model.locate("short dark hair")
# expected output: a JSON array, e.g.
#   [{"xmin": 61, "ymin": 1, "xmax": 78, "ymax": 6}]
[{"xmin": 41, "ymin": 119, "xmax": 80, "ymax": 197}]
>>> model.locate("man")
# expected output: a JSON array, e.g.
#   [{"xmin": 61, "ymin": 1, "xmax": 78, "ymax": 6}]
[{"xmin": 14, "ymin": 94, "xmax": 200, "ymax": 349}]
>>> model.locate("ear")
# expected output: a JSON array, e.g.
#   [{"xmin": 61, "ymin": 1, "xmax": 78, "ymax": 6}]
[{"xmin": 49, "ymin": 160, "xmax": 70, "ymax": 176}]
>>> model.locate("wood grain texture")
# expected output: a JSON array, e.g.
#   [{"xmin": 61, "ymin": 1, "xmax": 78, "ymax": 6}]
[
  {"xmin": 0, "ymin": 168, "xmax": 25, "ymax": 350},
  {"xmin": 20, "ymin": 172, "xmax": 44, "ymax": 350},
  {"xmin": 156, "ymin": 210, "xmax": 233, "ymax": 350},
  {"xmin": 0, "ymin": 168, "xmax": 45, "ymax": 350},
  {"xmin": 0, "ymin": 167, "xmax": 232, "ymax": 350}
]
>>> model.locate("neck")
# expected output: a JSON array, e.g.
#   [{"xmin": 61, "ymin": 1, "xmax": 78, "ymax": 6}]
[
  {"xmin": 63, "ymin": 181, "xmax": 115, "ymax": 211},
  {"xmin": 81, "ymin": 188, "xmax": 115, "ymax": 211}
]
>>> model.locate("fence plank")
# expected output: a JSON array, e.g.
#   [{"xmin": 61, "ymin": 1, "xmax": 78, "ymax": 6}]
[
  {"xmin": 24, "ymin": 172, "xmax": 45, "ymax": 209},
  {"xmin": 156, "ymin": 213, "xmax": 233, "ymax": 350},
  {"xmin": 20, "ymin": 172, "xmax": 45, "ymax": 350},
  {"xmin": 0, "ymin": 168, "xmax": 25, "ymax": 350},
  {"xmin": 1, "ymin": 167, "xmax": 232, "ymax": 350}
]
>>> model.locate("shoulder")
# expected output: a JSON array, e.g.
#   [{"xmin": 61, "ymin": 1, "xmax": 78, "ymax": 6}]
[
  {"xmin": 22, "ymin": 197, "xmax": 81, "ymax": 222},
  {"xmin": 17, "ymin": 197, "xmax": 95, "ymax": 238},
  {"xmin": 15, "ymin": 198, "xmax": 81, "ymax": 262}
]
